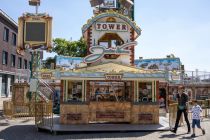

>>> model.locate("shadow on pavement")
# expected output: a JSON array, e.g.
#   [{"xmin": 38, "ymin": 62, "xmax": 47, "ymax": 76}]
[
  {"xmin": 159, "ymin": 132, "xmax": 187, "ymax": 139},
  {"xmin": 0, "ymin": 125, "xmax": 155, "ymax": 140},
  {"xmin": 181, "ymin": 134, "xmax": 203, "ymax": 140}
]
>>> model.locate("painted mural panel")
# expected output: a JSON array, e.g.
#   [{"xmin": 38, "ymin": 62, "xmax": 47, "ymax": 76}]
[
  {"xmin": 134, "ymin": 58, "xmax": 181, "ymax": 71},
  {"xmin": 56, "ymin": 56, "xmax": 86, "ymax": 70}
]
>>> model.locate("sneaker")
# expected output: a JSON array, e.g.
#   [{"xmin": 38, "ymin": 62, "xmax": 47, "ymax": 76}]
[
  {"xmin": 191, "ymin": 134, "xmax": 195, "ymax": 137},
  {"xmin": 202, "ymin": 129, "xmax": 205, "ymax": 135},
  {"xmin": 170, "ymin": 129, "xmax": 176, "ymax": 134},
  {"xmin": 187, "ymin": 131, "xmax": 191, "ymax": 134}
]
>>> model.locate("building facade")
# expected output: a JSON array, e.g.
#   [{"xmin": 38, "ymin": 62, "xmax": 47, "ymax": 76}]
[{"xmin": 0, "ymin": 9, "xmax": 31, "ymax": 98}]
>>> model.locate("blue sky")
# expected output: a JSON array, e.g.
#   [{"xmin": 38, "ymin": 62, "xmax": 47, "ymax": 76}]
[{"xmin": 1, "ymin": 0, "xmax": 210, "ymax": 71}]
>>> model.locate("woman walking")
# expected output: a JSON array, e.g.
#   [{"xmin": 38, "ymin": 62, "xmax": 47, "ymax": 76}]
[{"xmin": 171, "ymin": 85, "xmax": 191, "ymax": 134}]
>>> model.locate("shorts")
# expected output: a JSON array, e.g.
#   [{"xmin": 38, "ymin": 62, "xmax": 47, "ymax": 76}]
[{"xmin": 192, "ymin": 119, "xmax": 201, "ymax": 128}]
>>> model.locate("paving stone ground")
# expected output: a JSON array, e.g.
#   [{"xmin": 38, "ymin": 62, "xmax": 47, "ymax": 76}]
[{"xmin": 0, "ymin": 98, "xmax": 210, "ymax": 140}]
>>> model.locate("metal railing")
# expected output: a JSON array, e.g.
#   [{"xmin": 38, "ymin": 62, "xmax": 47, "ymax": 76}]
[
  {"xmin": 35, "ymin": 102, "xmax": 53, "ymax": 131},
  {"xmin": 3, "ymin": 101, "xmax": 35, "ymax": 119},
  {"xmin": 34, "ymin": 78, "xmax": 56, "ymax": 103},
  {"xmin": 168, "ymin": 70, "xmax": 210, "ymax": 84},
  {"xmin": 3, "ymin": 100, "xmax": 53, "ymax": 130}
]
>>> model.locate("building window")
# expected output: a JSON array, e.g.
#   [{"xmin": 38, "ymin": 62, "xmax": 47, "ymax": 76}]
[
  {"xmin": 11, "ymin": 54, "xmax": 16, "ymax": 67},
  {"xmin": 64, "ymin": 81, "xmax": 83, "ymax": 102},
  {"xmin": 12, "ymin": 33, "xmax": 17, "ymax": 46},
  {"xmin": 89, "ymin": 81, "xmax": 132, "ymax": 102},
  {"xmin": 3, "ymin": 27, "xmax": 9, "ymax": 42},
  {"xmin": 24, "ymin": 59, "xmax": 27, "ymax": 69},
  {"xmin": 138, "ymin": 82, "xmax": 153, "ymax": 102},
  {"xmin": 98, "ymin": 33, "xmax": 124, "ymax": 48},
  {"xmin": 2, "ymin": 51, "xmax": 8, "ymax": 65},
  {"xmin": 18, "ymin": 57, "xmax": 22, "ymax": 69}
]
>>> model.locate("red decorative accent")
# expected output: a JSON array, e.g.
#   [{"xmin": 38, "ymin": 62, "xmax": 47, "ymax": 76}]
[
  {"xmin": 60, "ymin": 80, "xmax": 64, "ymax": 103},
  {"xmin": 156, "ymin": 81, "xmax": 159, "ymax": 102},
  {"xmin": 130, "ymin": 28, "xmax": 135, "ymax": 65},
  {"xmin": 87, "ymin": 28, "xmax": 92, "ymax": 56},
  {"xmin": 66, "ymin": 113, "xmax": 82, "ymax": 120},
  {"xmin": 104, "ymin": 54, "xmax": 120, "ymax": 59},
  {"xmin": 131, "ymin": 81, "xmax": 134, "ymax": 102},
  {"xmin": 86, "ymin": 81, "xmax": 90, "ymax": 103},
  {"xmin": 96, "ymin": 111, "xmax": 124, "ymax": 119},
  {"xmin": 139, "ymin": 113, "xmax": 153, "ymax": 121}
]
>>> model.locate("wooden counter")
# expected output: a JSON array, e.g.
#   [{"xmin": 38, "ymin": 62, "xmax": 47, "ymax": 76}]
[{"xmin": 60, "ymin": 102, "xmax": 159, "ymax": 124}]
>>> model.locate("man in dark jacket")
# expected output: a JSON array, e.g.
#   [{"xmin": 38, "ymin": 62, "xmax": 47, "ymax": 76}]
[{"xmin": 171, "ymin": 85, "xmax": 191, "ymax": 133}]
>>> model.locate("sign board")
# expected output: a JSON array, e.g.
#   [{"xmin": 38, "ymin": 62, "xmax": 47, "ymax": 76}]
[
  {"xmin": 18, "ymin": 14, "xmax": 52, "ymax": 51},
  {"xmin": 84, "ymin": 41, "xmax": 137, "ymax": 63},
  {"xmin": 171, "ymin": 74, "xmax": 181, "ymax": 81},
  {"xmin": 95, "ymin": 22, "xmax": 128, "ymax": 32},
  {"xmin": 25, "ymin": 22, "xmax": 46, "ymax": 42},
  {"xmin": 41, "ymin": 72, "xmax": 52, "ymax": 79},
  {"xmin": 29, "ymin": 79, "xmax": 38, "ymax": 92},
  {"xmin": 105, "ymin": 74, "xmax": 123, "ymax": 80},
  {"xmin": 101, "ymin": 0, "xmax": 117, "ymax": 9},
  {"xmin": 29, "ymin": 0, "xmax": 40, "ymax": 6}
]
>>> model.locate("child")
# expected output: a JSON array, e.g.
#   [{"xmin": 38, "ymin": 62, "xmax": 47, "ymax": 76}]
[{"xmin": 191, "ymin": 100, "xmax": 205, "ymax": 137}]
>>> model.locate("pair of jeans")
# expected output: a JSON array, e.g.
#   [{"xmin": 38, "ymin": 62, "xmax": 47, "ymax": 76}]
[{"xmin": 174, "ymin": 109, "xmax": 190, "ymax": 132}]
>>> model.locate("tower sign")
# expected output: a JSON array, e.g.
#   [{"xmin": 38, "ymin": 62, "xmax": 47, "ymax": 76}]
[{"xmin": 95, "ymin": 22, "xmax": 128, "ymax": 31}]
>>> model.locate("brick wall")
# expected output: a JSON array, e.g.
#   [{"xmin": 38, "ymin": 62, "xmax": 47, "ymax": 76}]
[{"xmin": 0, "ymin": 14, "xmax": 31, "ymax": 74}]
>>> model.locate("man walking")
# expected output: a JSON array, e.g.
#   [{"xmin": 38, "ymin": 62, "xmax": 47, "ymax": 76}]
[{"xmin": 171, "ymin": 85, "xmax": 191, "ymax": 134}]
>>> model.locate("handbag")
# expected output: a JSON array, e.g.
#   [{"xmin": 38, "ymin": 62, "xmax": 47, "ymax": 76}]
[{"xmin": 178, "ymin": 105, "xmax": 186, "ymax": 110}]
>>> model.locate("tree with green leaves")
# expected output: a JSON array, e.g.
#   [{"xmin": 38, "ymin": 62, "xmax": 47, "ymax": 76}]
[
  {"xmin": 43, "ymin": 57, "xmax": 56, "ymax": 69},
  {"xmin": 43, "ymin": 37, "xmax": 87, "ymax": 69},
  {"xmin": 52, "ymin": 37, "xmax": 87, "ymax": 57}
]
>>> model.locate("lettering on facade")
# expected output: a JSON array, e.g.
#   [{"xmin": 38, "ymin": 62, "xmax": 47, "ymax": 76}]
[
  {"xmin": 84, "ymin": 41, "xmax": 137, "ymax": 63},
  {"xmin": 66, "ymin": 113, "xmax": 82, "ymax": 121},
  {"xmin": 96, "ymin": 111, "xmax": 124, "ymax": 119},
  {"xmin": 41, "ymin": 73, "xmax": 52, "ymax": 79},
  {"xmin": 95, "ymin": 22, "xmax": 128, "ymax": 32},
  {"xmin": 105, "ymin": 74, "xmax": 123, "ymax": 81},
  {"xmin": 138, "ymin": 113, "xmax": 153, "ymax": 121}
]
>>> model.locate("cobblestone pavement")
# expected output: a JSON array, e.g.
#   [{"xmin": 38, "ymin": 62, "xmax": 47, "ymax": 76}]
[{"xmin": 0, "ymin": 98, "xmax": 210, "ymax": 140}]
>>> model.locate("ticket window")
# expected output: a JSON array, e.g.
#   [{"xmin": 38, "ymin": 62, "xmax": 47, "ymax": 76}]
[
  {"xmin": 64, "ymin": 81, "xmax": 83, "ymax": 102},
  {"xmin": 138, "ymin": 82, "xmax": 153, "ymax": 102},
  {"xmin": 89, "ymin": 81, "xmax": 132, "ymax": 102}
]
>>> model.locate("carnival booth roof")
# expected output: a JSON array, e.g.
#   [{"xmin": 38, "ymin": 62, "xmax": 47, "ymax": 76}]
[
  {"xmin": 82, "ymin": 11, "xmax": 142, "ymax": 39},
  {"xmin": 38, "ymin": 62, "xmax": 167, "ymax": 81},
  {"xmin": 75, "ymin": 62, "xmax": 162, "ymax": 73}
]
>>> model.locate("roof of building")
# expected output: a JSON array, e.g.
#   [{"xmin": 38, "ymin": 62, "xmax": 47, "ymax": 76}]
[
  {"xmin": 75, "ymin": 62, "xmax": 164, "ymax": 74},
  {"xmin": 0, "ymin": 9, "xmax": 18, "ymax": 29}
]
